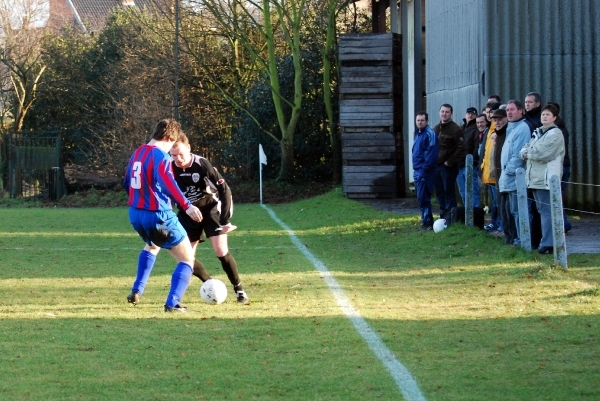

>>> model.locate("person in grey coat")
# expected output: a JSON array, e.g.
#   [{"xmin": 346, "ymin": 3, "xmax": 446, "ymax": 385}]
[
  {"xmin": 520, "ymin": 103, "xmax": 565, "ymax": 254},
  {"xmin": 498, "ymin": 100, "xmax": 531, "ymax": 246}
]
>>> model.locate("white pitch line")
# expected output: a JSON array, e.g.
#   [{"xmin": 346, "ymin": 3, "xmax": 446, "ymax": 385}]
[{"xmin": 262, "ymin": 204, "xmax": 426, "ymax": 401}]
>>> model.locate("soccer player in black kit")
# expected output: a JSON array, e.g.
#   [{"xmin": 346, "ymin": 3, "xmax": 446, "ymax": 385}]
[{"xmin": 170, "ymin": 134, "xmax": 249, "ymax": 304}]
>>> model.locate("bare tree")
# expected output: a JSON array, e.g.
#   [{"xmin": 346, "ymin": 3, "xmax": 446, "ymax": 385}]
[
  {"xmin": 0, "ymin": 0, "xmax": 50, "ymax": 132},
  {"xmin": 181, "ymin": 0, "xmax": 307, "ymax": 181}
]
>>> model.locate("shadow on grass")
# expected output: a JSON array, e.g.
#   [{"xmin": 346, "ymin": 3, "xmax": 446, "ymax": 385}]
[{"xmin": 0, "ymin": 314, "xmax": 597, "ymax": 401}]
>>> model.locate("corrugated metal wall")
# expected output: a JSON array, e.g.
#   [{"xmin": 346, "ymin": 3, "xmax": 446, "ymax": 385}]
[
  {"xmin": 484, "ymin": 0, "xmax": 600, "ymax": 210},
  {"xmin": 424, "ymin": 0, "xmax": 600, "ymax": 210},
  {"xmin": 425, "ymin": 0, "xmax": 482, "ymax": 119}
]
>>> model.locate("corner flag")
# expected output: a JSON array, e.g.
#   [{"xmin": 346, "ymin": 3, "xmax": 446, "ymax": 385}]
[
  {"xmin": 259, "ymin": 144, "xmax": 267, "ymax": 204},
  {"xmin": 259, "ymin": 144, "xmax": 267, "ymax": 165}
]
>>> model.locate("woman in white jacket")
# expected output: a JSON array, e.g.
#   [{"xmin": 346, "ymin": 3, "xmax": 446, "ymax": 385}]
[{"xmin": 520, "ymin": 104, "xmax": 565, "ymax": 254}]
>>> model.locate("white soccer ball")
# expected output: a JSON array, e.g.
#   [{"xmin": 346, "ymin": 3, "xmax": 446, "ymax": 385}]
[
  {"xmin": 433, "ymin": 219, "xmax": 447, "ymax": 233},
  {"xmin": 200, "ymin": 279, "xmax": 228, "ymax": 305}
]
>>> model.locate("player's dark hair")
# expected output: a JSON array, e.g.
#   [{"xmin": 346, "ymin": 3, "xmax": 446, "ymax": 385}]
[{"xmin": 152, "ymin": 119, "xmax": 183, "ymax": 142}]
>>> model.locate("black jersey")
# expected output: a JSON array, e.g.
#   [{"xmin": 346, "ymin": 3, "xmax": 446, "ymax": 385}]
[{"xmin": 171, "ymin": 154, "xmax": 233, "ymax": 225}]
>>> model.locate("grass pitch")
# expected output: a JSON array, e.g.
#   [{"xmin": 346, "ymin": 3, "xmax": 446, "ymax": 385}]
[{"xmin": 0, "ymin": 188, "xmax": 599, "ymax": 400}]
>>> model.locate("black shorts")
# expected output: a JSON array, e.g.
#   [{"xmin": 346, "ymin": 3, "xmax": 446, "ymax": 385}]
[{"xmin": 178, "ymin": 205, "xmax": 223, "ymax": 243}]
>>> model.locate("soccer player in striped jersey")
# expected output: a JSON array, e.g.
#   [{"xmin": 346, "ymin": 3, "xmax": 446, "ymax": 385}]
[
  {"xmin": 170, "ymin": 134, "xmax": 249, "ymax": 304},
  {"xmin": 124, "ymin": 119, "xmax": 203, "ymax": 312}
]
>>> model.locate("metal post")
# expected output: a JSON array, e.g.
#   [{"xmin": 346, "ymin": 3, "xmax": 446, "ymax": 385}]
[
  {"xmin": 465, "ymin": 154, "xmax": 473, "ymax": 227},
  {"xmin": 259, "ymin": 158, "xmax": 263, "ymax": 205},
  {"xmin": 516, "ymin": 168, "xmax": 531, "ymax": 252},
  {"xmin": 550, "ymin": 175, "xmax": 568, "ymax": 269}
]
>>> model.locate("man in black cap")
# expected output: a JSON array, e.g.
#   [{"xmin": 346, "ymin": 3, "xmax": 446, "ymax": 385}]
[{"xmin": 457, "ymin": 107, "xmax": 481, "ymax": 207}]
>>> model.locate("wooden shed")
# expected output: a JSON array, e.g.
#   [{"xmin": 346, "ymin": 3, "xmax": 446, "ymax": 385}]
[{"xmin": 339, "ymin": 33, "xmax": 404, "ymax": 199}]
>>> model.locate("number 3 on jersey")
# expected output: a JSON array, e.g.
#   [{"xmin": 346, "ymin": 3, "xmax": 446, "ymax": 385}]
[{"xmin": 131, "ymin": 161, "xmax": 142, "ymax": 189}]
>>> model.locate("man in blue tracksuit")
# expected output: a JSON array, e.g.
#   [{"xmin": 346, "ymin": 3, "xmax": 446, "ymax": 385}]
[{"xmin": 412, "ymin": 112, "xmax": 440, "ymax": 230}]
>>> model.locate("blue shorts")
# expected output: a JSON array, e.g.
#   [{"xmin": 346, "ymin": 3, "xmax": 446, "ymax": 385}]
[{"xmin": 128, "ymin": 208, "xmax": 187, "ymax": 250}]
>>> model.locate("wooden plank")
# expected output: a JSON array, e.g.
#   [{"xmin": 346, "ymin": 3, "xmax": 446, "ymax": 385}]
[
  {"xmin": 342, "ymin": 127, "xmax": 391, "ymax": 133},
  {"xmin": 340, "ymin": 110, "xmax": 394, "ymax": 119},
  {"xmin": 340, "ymin": 119, "xmax": 393, "ymax": 127},
  {"xmin": 343, "ymin": 165, "xmax": 395, "ymax": 173},
  {"xmin": 341, "ymin": 66, "xmax": 393, "ymax": 74},
  {"xmin": 343, "ymin": 179, "xmax": 396, "ymax": 187},
  {"xmin": 343, "ymin": 171, "xmax": 395, "ymax": 180},
  {"xmin": 340, "ymin": 37, "xmax": 393, "ymax": 47},
  {"xmin": 342, "ymin": 185, "xmax": 396, "ymax": 193},
  {"xmin": 340, "ymin": 94, "xmax": 394, "ymax": 100},
  {"xmin": 340, "ymin": 72, "xmax": 394, "ymax": 81},
  {"xmin": 343, "ymin": 171, "xmax": 396, "ymax": 179},
  {"xmin": 339, "ymin": 50, "xmax": 393, "ymax": 59},
  {"xmin": 342, "ymin": 132, "xmax": 394, "ymax": 140},
  {"xmin": 340, "ymin": 106, "xmax": 394, "ymax": 114},
  {"xmin": 343, "ymin": 139, "xmax": 395, "ymax": 147},
  {"xmin": 339, "ymin": 81, "xmax": 393, "ymax": 88},
  {"xmin": 339, "ymin": 87, "xmax": 394, "ymax": 95},
  {"xmin": 339, "ymin": 54, "xmax": 394, "ymax": 62},
  {"xmin": 339, "ymin": 98, "xmax": 394, "ymax": 107},
  {"xmin": 340, "ymin": 76, "xmax": 394, "ymax": 84},
  {"xmin": 344, "ymin": 193, "xmax": 394, "ymax": 199},
  {"xmin": 343, "ymin": 152, "xmax": 394, "ymax": 160},
  {"xmin": 342, "ymin": 145, "xmax": 395, "ymax": 153}
]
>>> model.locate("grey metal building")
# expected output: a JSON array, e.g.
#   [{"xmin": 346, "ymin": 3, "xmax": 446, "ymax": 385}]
[{"xmin": 420, "ymin": 0, "xmax": 600, "ymax": 210}]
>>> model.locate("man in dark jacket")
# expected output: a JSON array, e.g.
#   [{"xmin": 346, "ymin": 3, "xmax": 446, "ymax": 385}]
[
  {"xmin": 524, "ymin": 92, "xmax": 544, "ymax": 248},
  {"xmin": 458, "ymin": 107, "xmax": 481, "ymax": 207},
  {"xmin": 433, "ymin": 103, "xmax": 466, "ymax": 220},
  {"xmin": 525, "ymin": 92, "xmax": 542, "ymax": 130},
  {"xmin": 412, "ymin": 112, "xmax": 439, "ymax": 229}
]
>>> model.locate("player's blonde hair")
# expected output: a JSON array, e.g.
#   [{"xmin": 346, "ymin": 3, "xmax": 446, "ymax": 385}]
[{"xmin": 173, "ymin": 133, "xmax": 190, "ymax": 148}]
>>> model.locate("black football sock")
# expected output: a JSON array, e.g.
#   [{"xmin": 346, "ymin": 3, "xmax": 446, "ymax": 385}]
[
  {"xmin": 193, "ymin": 259, "xmax": 211, "ymax": 282},
  {"xmin": 218, "ymin": 252, "xmax": 242, "ymax": 291}
]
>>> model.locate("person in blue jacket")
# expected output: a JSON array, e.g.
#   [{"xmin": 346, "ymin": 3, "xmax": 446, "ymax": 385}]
[{"xmin": 412, "ymin": 112, "xmax": 440, "ymax": 230}]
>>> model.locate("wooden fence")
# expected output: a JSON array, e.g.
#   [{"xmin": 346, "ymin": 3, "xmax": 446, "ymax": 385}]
[{"xmin": 339, "ymin": 33, "xmax": 404, "ymax": 199}]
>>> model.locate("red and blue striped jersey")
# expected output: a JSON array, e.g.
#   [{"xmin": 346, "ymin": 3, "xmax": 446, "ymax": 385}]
[{"xmin": 124, "ymin": 145, "xmax": 191, "ymax": 211}]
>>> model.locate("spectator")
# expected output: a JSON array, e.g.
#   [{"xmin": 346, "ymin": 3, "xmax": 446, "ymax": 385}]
[
  {"xmin": 524, "ymin": 92, "xmax": 542, "ymax": 129},
  {"xmin": 523, "ymin": 92, "xmax": 543, "ymax": 249},
  {"xmin": 547, "ymin": 101, "xmax": 572, "ymax": 232},
  {"xmin": 488, "ymin": 94, "xmax": 502, "ymax": 104},
  {"xmin": 412, "ymin": 112, "xmax": 439, "ymax": 230},
  {"xmin": 520, "ymin": 103, "xmax": 565, "ymax": 254},
  {"xmin": 433, "ymin": 104, "xmax": 467, "ymax": 220},
  {"xmin": 458, "ymin": 107, "xmax": 481, "ymax": 207},
  {"xmin": 480, "ymin": 102, "xmax": 502, "ymax": 232},
  {"xmin": 490, "ymin": 109, "xmax": 510, "ymax": 241},
  {"xmin": 499, "ymin": 100, "xmax": 531, "ymax": 246}
]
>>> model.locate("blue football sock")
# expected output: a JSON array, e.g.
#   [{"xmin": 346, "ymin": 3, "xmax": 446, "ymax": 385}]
[
  {"xmin": 132, "ymin": 250, "xmax": 156, "ymax": 294},
  {"xmin": 165, "ymin": 262, "xmax": 193, "ymax": 307}
]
